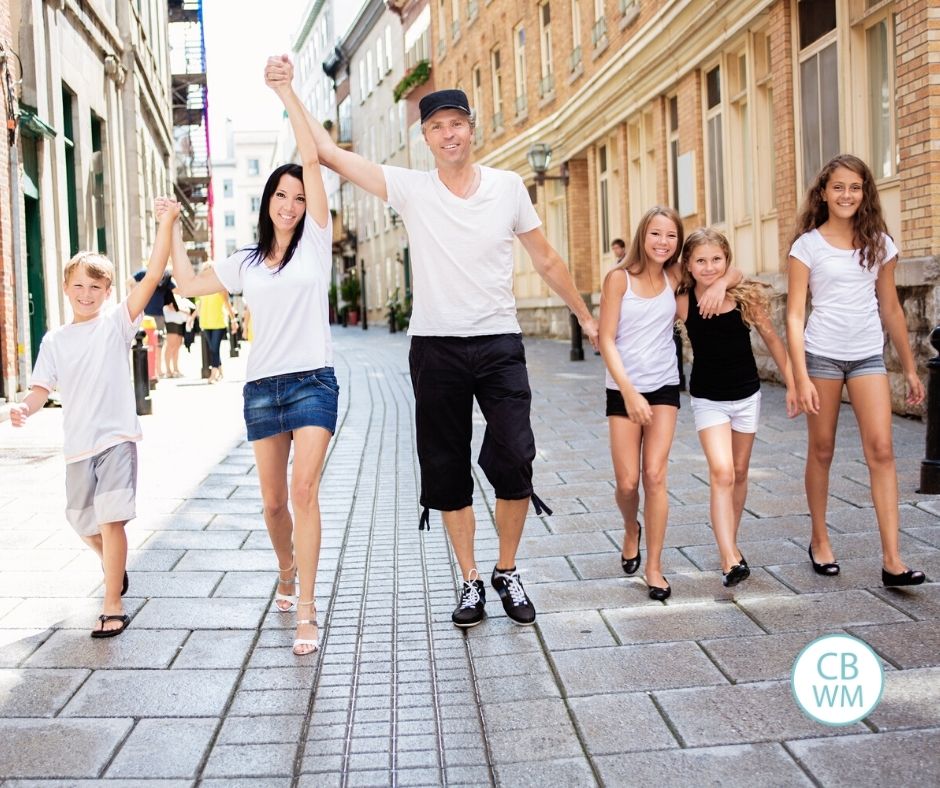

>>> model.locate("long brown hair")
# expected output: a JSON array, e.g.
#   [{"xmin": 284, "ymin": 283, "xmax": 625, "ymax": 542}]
[
  {"xmin": 609, "ymin": 206, "xmax": 683, "ymax": 279},
  {"xmin": 680, "ymin": 227, "xmax": 769, "ymax": 328},
  {"xmin": 792, "ymin": 154, "xmax": 888, "ymax": 270}
]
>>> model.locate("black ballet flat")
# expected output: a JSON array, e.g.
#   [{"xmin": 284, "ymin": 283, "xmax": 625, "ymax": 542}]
[
  {"xmin": 882, "ymin": 568, "xmax": 926, "ymax": 587},
  {"xmin": 647, "ymin": 580, "xmax": 671, "ymax": 601},
  {"xmin": 621, "ymin": 524, "xmax": 642, "ymax": 576},
  {"xmin": 808, "ymin": 545, "xmax": 840, "ymax": 576},
  {"xmin": 722, "ymin": 562, "xmax": 750, "ymax": 588}
]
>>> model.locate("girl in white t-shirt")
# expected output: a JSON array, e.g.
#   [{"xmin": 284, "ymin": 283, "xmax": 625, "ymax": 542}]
[
  {"xmin": 164, "ymin": 55, "xmax": 337, "ymax": 654},
  {"xmin": 786, "ymin": 153, "xmax": 926, "ymax": 588},
  {"xmin": 599, "ymin": 207, "xmax": 739, "ymax": 601}
]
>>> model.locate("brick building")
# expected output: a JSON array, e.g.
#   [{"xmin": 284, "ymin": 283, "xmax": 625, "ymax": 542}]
[
  {"xmin": 431, "ymin": 0, "xmax": 940, "ymax": 415},
  {"xmin": 0, "ymin": 0, "xmax": 15, "ymax": 403}
]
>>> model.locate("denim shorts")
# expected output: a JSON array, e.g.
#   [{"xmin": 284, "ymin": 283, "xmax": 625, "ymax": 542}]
[
  {"xmin": 243, "ymin": 368, "xmax": 339, "ymax": 441},
  {"xmin": 805, "ymin": 351, "xmax": 886, "ymax": 381}
]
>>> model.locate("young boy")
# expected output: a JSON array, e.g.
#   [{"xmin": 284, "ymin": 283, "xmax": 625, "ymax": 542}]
[{"xmin": 11, "ymin": 199, "xmax": 180, "ymax": 637}]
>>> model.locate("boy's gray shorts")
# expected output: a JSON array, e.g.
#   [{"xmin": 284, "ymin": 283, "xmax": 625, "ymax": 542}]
[{"xmin": 65, "ymin": 442, "xmax": 138, "ymax": 536}]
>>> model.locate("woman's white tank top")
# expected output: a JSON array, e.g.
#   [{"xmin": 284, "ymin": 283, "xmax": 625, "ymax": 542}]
[{"xmin": 604, "ymin": 269, "xmax": 679, "ymax": 392}]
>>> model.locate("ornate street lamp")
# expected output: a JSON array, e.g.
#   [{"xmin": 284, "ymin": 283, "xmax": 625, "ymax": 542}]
[{"xmin": 527, "ymin": 143, "xmax": 569, "ymax": 186}]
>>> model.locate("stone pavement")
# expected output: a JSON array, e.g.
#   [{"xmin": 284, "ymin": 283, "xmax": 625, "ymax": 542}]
[{"xmin": 0, "ymin": 327, "xmax": 939, "ymax": 787}]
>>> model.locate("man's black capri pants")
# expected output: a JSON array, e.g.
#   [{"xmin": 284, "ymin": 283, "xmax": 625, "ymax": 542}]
[{"xmin": 409, "ymin": 333, "xmax": 536, "ymax": 513}]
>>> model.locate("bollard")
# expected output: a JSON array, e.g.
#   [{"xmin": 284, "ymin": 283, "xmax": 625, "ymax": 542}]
[
  {"xmin": 570, "ymin": 312, "xmax": 584, "ymax": 361},
  {"xmin": 918, "ymin": 326, "xmax": 940, "ymax": 494},
  {"xmin": 229, "ymin": 323, "xmax": 240, "ymax": 359},
  {"xmin": 132, "ymin": 331, "xmax": 152, "ymax": 415},
  {"xmin": 200, "ymin": 331, "xmax": 211, "ymax": 380},
  {"xmin": 389, "ymin": 306, "xmax": 397, "ymax": 334}
]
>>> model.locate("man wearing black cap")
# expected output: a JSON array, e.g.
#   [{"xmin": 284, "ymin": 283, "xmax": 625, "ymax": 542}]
[{"xmin": 266, "ymin": 57, "xmax": 597, "ymax": 629}]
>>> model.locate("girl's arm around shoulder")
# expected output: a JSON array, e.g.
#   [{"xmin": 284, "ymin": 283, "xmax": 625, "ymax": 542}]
[
  {"xmin": 675, "ymin": 291, "xmax": 689, "ymax": 323},
  {"xmin": 876, "ymin": 256, "xmax": 925, "ymax": 406},
  {"xmin": 752, "ymin": 303, "xmax": 799, "ymax": 418}
]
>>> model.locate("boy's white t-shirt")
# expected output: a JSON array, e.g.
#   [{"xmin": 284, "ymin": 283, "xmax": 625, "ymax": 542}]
[
  {"xmin": 789, "ymin": 229, "xmax": 898, "ymax": 361},
  {"xmin": 31, "ymin": 302, "xmax": 143, "ymax": 464},
  {"xmin": 214, "ymin": 212, "xmax": 333, "ymax": 382},
  {"xmin": 382, "ymin": 165, "xmax": 542, "ymax": 336}
]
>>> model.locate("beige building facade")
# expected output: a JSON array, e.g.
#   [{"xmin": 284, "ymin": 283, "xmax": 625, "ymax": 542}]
[{"xmin": 432, "ymin": 0, "xmax": 939, "ymax": 415}]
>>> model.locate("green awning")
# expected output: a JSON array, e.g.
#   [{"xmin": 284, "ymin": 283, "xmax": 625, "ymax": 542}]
[{"xmin": 18, "ymin": 108, "xmax": 57, "ymax": 139}]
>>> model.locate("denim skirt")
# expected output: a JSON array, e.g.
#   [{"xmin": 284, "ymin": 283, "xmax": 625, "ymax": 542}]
[{"xmin": 243, "ymin": 367, "xmax": 339, "ymax": 441}]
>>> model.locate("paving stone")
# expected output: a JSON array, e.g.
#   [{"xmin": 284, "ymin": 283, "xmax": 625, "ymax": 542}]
[
  {"xmin": 23, "ymin": 628, "xmax": 188, "ymax": 669},
  {"xmin": 213, "ymin": 571, "xmax": 278, "ymax": 598},
  {"xmin": 62, "ymin": 669, "xmax": 238, "ymax": 717},
  {"xmin": 681, "ymin": 539, "xmax": 809, "ymax": 570},
  {"xmin": 786, "ymin": 728, "xmax": 940, "ymax": 786},
  {"xmin": 517, "ymin": 532, "xmax": 617, "ymax": 558},
  {"xmin": 0, "ymin": 667, "xmax": 88, "ymax": 717},
  {"xmin": 0, "ymin": 717, "xmax": 132, "ymax": 778},
  {"xmin": 112, "ymin": 570, "xmax": 223, "ymax": 598},
  {"xmin": 487, "ymin": 720, "xmax": 584, "ymax": 763},
  {"xmin": 142, "ymin": 531, "xmax": 248, "ymax": 550},
  {"xmin": 202, "ymin": 780, "xmax": 291, "ymax": 788},
  {"xmin": 107, "ymin": 717, "xmax": 218, "ymax": 778},
  {"xmin": 738, "ymin": 590, "xmax": 911, "ymax": 633},
  {"xmin": 700, "ymin": 629, "xmax": 849, "ymax": 683},
  {"xmin": 848, "ymin": 621, "xmax": 940, "ymax": 669},
  {"xmin": 536, "ymin": 610, "xmax": 618, "ymax": 650},
  {"xmin": 568, "ymin": 692, "xmax": 677, "ymax": 754},
  {"xmin": 594, "ymin": 742, "xmax": 812, "ymax": 787},
  {"xmin": 494, "ymin": 757, "xmax": 598, "ymax": 787},
  {"xmin": 554, "ymin": 642, "xmax": 727, "ymax": 695},
  {"xmin": 870, "ymin": 581, "xmax": 940, "ymax": 621},
  {"xmin": 130, "ymin": 597, "xmax": 267, "ymax": 629},
  {"xmin": 172, "ymin": 629, "xmax": 257, "ymax": 669},
  {"xmin": 203, "ymin": 742, "xmax": 296, "ymax": 777},
  {"xmin": 217, "ymin": 714, "xmax": 306, "ymax": 745},
  {"xmin": 570, "ymin": 547, "xmax": 699, "ymax": 579},
  {"xmin": 0, "ymin": 628, "xmax": 51, "ymax": 667},
  {"xmin": 865, "ymin": 667, "xmax": 940, "ymax": 731},
  {"xmin": 656, "ymin": 680, "xmax": 867, "ymax": 746},
  {"xmin": 173, "ymin": 549, "xmax": 280, "ymax": 571},
  {"xmin": 604, "ymin": 601, "xmax": 765, "ymax": 645},
  {"xmin": 229, "ymin": 688, "xmax": 312, "ymax": 716}
]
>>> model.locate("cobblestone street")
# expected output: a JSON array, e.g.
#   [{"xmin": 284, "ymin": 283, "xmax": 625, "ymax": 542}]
[{"xmin": 1, "ymin": 327, "xmax": 938, "ymax": 786}]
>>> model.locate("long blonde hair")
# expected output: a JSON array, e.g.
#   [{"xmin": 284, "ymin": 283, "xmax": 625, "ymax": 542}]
[
  {"xmin": 679, "ymin": 227, "xmax": 769, "ymax": 328},
  {"xmin": 609, "ymin": 206, "xmax": 683, "ymax": 280}
]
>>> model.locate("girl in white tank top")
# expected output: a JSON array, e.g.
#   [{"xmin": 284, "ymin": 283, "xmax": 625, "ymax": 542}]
[{"xmin": 599, "ymin": 207, "xmax": 741, "ymax": 601}]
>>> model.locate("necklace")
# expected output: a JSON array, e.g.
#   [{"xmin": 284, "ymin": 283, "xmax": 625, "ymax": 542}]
[{"xmin": 446, "ymin": 166, "xmax": 480, "ymax": 199}]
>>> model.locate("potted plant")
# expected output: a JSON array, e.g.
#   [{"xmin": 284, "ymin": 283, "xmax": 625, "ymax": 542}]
[{"xmin": 340, "ymin": 274, "xmax": 361, "ymax": 326}]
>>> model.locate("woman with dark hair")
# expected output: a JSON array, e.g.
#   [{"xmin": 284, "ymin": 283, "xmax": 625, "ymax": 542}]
[{"xmin": 161, "ymin": 56, "xmax": 336, "ymax": 655}]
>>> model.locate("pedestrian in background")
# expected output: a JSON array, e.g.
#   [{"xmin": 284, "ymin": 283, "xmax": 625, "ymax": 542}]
[
  {"xmin": 163, "ymin": 57, "xmax": 336, "ymax": 656},
  {"xmin": 786, "ymin": 153, "xmax": 926, "ymax": 587},
  {"xmin": 163, "ymin": 293, "xmax": 193, "ymax": 378},
  {"xmin": 598, "ymin": 206, "xmax": 740, "ymax": 601},
  {"xmin": 11, "ymin": 199, "xmax": 179, "ymax": 637},
  {"xmin": 197, "ymin": 291, "xmax": 237, "ymax": 384},
  {"xmin": 677, "ymin": 227, "xmax": 797, "ymax": 588},
  {"xmin": 131, "ymin": 267, "xmax": 176, "ymax": 378},
  {"xmin": 271, "ymin": 57, "xmax": 598, "ymax": 629}
]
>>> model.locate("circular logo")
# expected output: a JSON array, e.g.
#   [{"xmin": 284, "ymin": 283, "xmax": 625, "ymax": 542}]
[{"xmin": 791, "ymin": 634, "xmax": 884, "ymax": 725}]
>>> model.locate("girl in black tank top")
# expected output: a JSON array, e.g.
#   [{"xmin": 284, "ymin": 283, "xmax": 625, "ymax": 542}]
[{"xmin": 677, "ymin": 229, "xmax": 797, "ymax": 588}]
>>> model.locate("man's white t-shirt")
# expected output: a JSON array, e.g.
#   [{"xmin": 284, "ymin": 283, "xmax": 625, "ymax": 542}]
[
  {"xmin": 31, "ymin": 302, "xmax": 143, "ymax": 464},
  {"xmin": 789, "ymin": 229, "xmax": 898, "ymax": 361},
  {"xmin": 214, "ymin": 213, "xmax": 333, "ymax": 382},
  {"xmin": 382, "ymin": 165, "xmax": 542, "ymax": 336}
]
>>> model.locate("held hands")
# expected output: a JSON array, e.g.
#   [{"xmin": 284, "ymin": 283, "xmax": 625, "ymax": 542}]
[
  {"xmin": 9, "ymin": 403, "xmax": 29, "ymax": 428},
  {"xmin": 784, "ymin": 386, "xmax": 800, "ymax": 419},
  {"xmin": 697, "ymin": 280, "xmax": 727, "ymax": 318},
  {"xmin": 264, "ymin": 55, "xmax": 293, "ymax": 93},
  {"xmin": 580, "ymin": 315, "xmax": 600, "ymax": 351},
  {"xmin": 154, "ymin": 197, "xmax": 181, "ymax": 224}
]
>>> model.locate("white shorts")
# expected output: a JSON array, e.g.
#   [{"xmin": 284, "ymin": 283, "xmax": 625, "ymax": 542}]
[
  {"xmin": 65, "ymin": 442, "xmax": 138, "ymax": 536},
  {"xmin": 690, "ymin": 391, "xmax": 761, "ymax": 433}
]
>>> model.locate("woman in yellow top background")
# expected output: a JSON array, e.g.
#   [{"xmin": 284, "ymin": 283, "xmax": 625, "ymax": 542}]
[{"xmin": 198, "ymin": 291, "xmax": 237, "ymax": 383}]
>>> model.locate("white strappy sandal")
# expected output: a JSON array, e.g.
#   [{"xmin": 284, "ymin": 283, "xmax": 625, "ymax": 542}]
[
  {"xmin": 274, "ymin": 563, "xmax": 297, "ymax": 612},
  {"xmin": 293, "ymin": 599, "xmax": 319, "ymax": 656}
]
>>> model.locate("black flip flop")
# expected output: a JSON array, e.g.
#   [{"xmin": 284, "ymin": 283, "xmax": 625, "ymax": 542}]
[{"xmin": 90, "ymin": 614, "xmax": 130, "ymax": 638}]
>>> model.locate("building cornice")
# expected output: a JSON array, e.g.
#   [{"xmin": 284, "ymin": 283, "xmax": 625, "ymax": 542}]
[{"xmin": 293, "ymin": 0, "xmax": 327, "ymax": 52}]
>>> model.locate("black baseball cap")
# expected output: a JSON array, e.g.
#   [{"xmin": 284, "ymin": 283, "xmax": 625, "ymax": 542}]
[{"xmin": 419, "ymin": 89, "xmax": 471, "ymax": 124}]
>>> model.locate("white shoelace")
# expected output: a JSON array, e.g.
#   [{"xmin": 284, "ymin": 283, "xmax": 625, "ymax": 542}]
[
  {"xmin": 459, "ymin": 579, "xmax": 482, "ymax": 609},
  {"xmin": 498, "ymin": 570, "xmax": 528, "ymax": 606}
]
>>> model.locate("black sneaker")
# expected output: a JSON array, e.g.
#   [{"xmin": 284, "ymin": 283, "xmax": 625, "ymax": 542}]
[
  {"xmin": 491, "ymin": 566, "xmax": 536, "ymax": 625},
  {"xmin": 452, "ymin": 576, "xmax": 486, "ymax": 628}
]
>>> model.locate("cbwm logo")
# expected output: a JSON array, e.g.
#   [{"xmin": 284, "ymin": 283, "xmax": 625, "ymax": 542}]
[{"xmin": 791, "ymin": 634, "xmax": 884, "ymax": 725}]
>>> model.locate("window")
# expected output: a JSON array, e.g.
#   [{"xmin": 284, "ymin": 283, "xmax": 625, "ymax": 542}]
[
  {"xmin": 224, "ymin": 212, "xmax": 235, "ymax": 227},
  {"xmin": 451, "ymin": 0, "xmax": 461, "ymax": 39},
  {"xmin": 798, "ymin": 0, "xmax": 838, "ymax": 189},
  {"xmin": 90, "ymin": 113, "xmax": 107, "ymax": 253},
  {"xmin": 438, "ymin": 0, "xmax": 447, "ymax": 57},
  {"xmin": 247, "ymin": 158, "xmax": 260, "ymax": 176},
  {"xmin": 225, "ymin": 239, "xmax": 237, "ymax": 256},
  {"xmin": 864, "ymin": 14, "xmax": 896, "ymax": 179},
  {"xmin": 592, "ymin": 0, "xmax": 607, "ymax": 47},
  {"xmin": 223, "ymin": 179, "xmax": 234, "ymax": 198},
  {"xmin": 472, "ymin": 66, "xmax": 484, "ymax": 144},
  {"xmin": 538, "ymin": 3, "xmax": 553, "ymax": 97},
  {"xmin": 754, "ymin": 31, "xmax": 775, "ymax": 211},
  {"xmin": 398, "ymin": 101, "xmax": 406, "ymax": 149},
  {"xmin": 598, "ymin": 144, "xmax": 610, "ymax": 254},
  {"xmin": 730, "ymin": 52, "xmax": 751, "ymax": 221},
  {"xmin": 491, "ymin": 48, "xmax": 503, "ymax": 130},
  {"xmin": 705, "ymin": 65, "xmax": 725, "ymax": 223},
  {"xmin": 366, "ymin": 51, "xmax": 375, "ymax": 94},
  {"xmin": 513, "ymin": 25, "xmax": 527, "ymax": 115},
  {"xmin": 358, "ymin": 61, "xmax": 367, "ymax": 102},
  {"xmin": 376, "ymin": 38, "xmax": 384, "ymax": 82},
  {"xmin": 250, "ymin": 196, "xmax": 261, "ymax": 212},
  {"xmin": 667, "ymin": 95, "xmax": 680, "ymax": 212},
  {"xmin": 570, "ymin": 2, "xmax": 582, "ymax": 71},
  {"xmin": 385, "ymin": 26, "xmax": 393, "ymax": 72},
  {"xmin": 627, "ymin": 114, "xmax": 654, "ymax": 231},
  {"xmin": 338, "ymin": 97, "xmax": 352, "ymax": 144},
  {"xmin": 62, "ymin": 84, "xmax": 79, "ymax": 256}
]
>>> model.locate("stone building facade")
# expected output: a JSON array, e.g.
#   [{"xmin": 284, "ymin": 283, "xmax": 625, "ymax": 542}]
[{"xmin": 431, "ymin": 0, "xmax": 940, "ymax": 415}]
